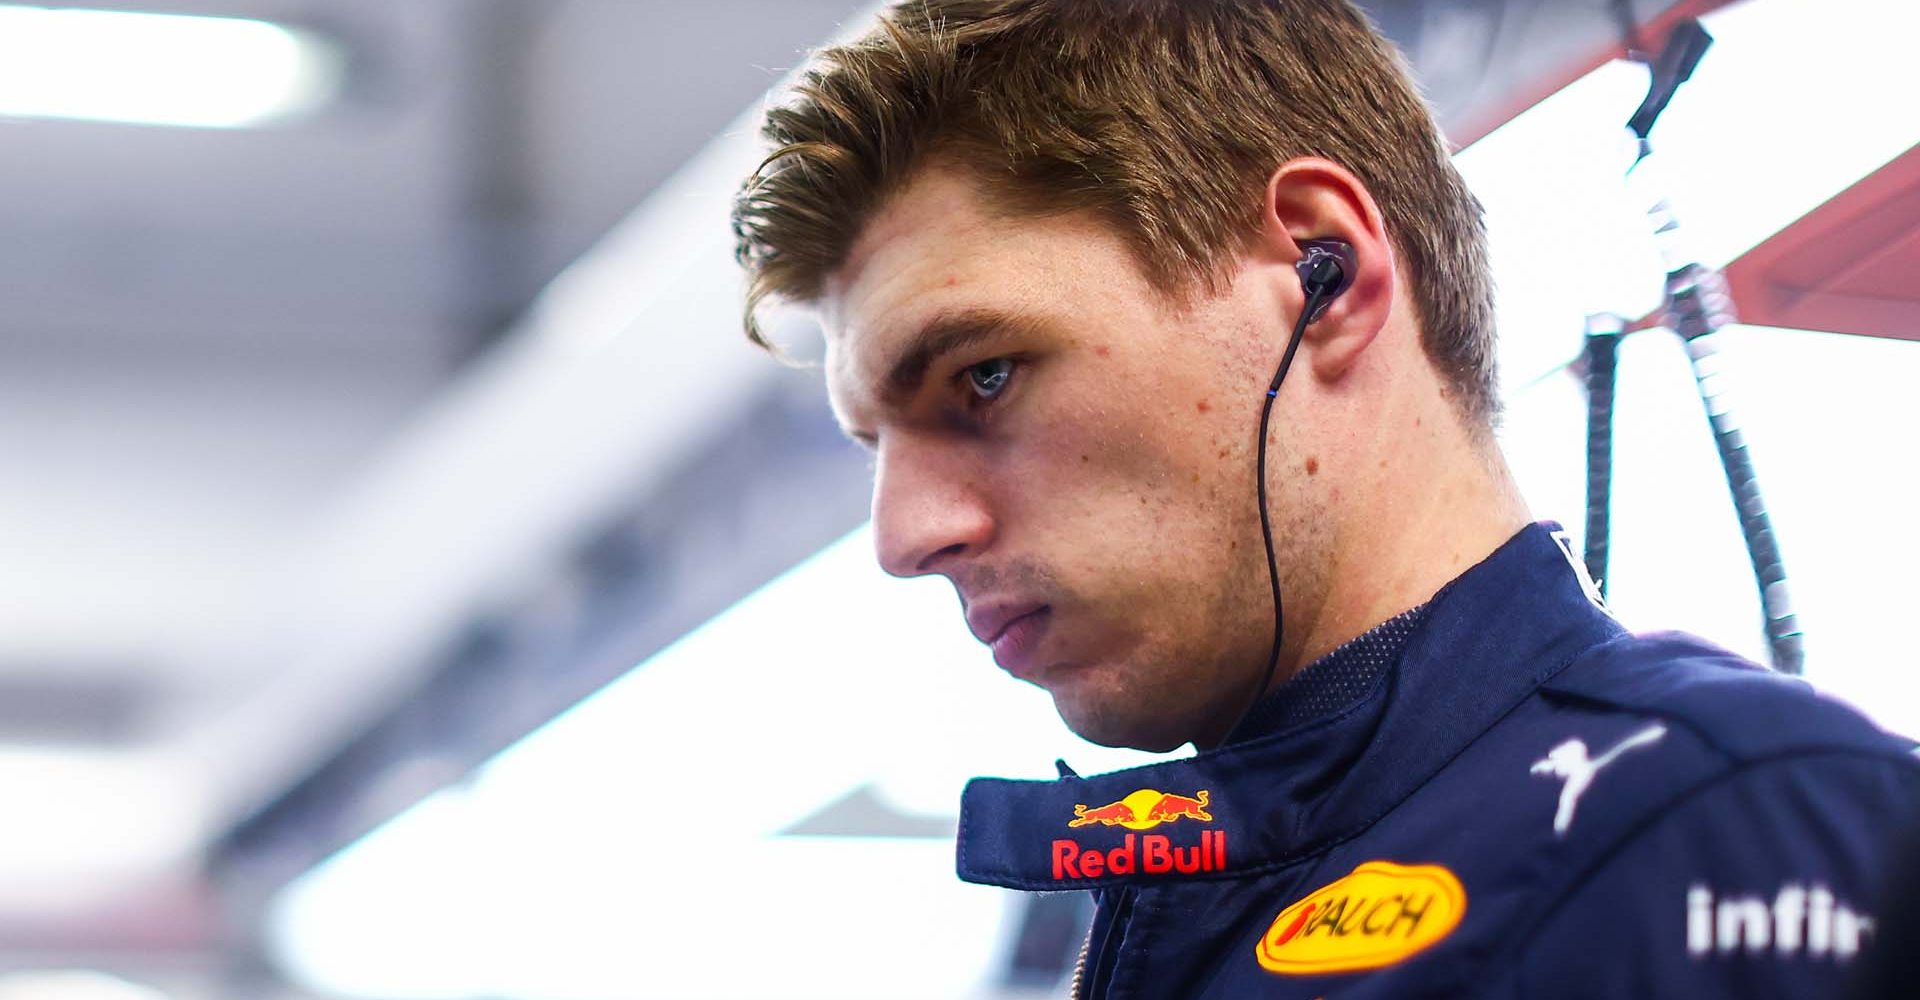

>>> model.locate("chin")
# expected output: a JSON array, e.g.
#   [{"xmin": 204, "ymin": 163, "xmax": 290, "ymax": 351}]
[{"xmin": 1054, "ymin": 693, "xmax": 1195, "ymax": 754}]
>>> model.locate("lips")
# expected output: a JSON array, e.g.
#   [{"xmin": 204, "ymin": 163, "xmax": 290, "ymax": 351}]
[
  {"xmin": 964, "ymin": 599, "xmax": 1053, "ymax": 676},
  {"xmin": 967, "ymin": 602, "xmax": 1048, "ymax": 646},
  {"xmin": 989, "ymin": 606, "xmax": 1051, "ymax": 675}
]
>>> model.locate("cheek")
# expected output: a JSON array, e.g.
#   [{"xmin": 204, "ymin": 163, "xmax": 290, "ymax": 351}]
[{"xmin": 997, "ymin": 384, "xmax": 1248, "ymax": 576}]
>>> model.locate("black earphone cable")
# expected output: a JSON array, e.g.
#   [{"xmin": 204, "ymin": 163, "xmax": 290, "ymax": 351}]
[{"xmin": 1223, "ymin": 278, "xmax": 1332, "ymax": 745}]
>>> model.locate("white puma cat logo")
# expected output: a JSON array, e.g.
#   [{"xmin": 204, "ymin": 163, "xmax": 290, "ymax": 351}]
[{"xmin": 1530, "ymin": 723, "xmax": 1668, "ymax": 836}]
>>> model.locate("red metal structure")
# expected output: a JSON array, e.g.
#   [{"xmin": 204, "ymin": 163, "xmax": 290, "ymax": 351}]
[{"xmin": 1720, "ymin": 144, "xmax": 1920, "ymax": 344}]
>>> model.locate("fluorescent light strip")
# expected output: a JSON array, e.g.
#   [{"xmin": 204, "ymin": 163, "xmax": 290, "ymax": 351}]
[{"xmin": 0, "ymin": 5, "xmax": 341, "ymax": 128}]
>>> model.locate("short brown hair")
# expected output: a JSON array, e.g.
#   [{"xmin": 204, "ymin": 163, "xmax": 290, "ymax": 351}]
[{"xmin": 730, "ymin": 0, "xmax": 1500, "ymax": 431}]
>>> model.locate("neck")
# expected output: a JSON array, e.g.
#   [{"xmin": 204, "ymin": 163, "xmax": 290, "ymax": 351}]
[{"xmin": 1283, "ymin": 390, "xmax": 1533, "ymax": 694}]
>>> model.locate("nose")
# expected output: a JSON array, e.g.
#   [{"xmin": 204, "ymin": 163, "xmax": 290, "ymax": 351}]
[{"xmin": 871, "ymin": 435, "xmax": 994, "ymax": 579}]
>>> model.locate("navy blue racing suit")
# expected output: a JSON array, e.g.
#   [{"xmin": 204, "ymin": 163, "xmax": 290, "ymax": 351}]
[{"xmin": 956, "ymin": 521, "xmax": 1920, "ymax": 998}]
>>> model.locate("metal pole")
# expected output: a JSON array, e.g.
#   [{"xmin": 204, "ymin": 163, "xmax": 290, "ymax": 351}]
[{"xmin": 1620, "ymin": 20, "xmax": 1806, "ymax": 674}]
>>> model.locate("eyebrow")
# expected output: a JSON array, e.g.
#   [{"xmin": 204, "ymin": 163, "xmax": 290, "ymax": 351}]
[
  {"xmin": 884, "ymin": 307, "xmax": 1040, "ymax": 406},
  {"xmin": 841, "ymin": 307, "xmax": 1044, "ymax": 449}
]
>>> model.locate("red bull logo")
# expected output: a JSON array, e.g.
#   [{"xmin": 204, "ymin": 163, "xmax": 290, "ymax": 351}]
[
  {"xmin": 1052, "ymin": 788, "xmax": 1225, "ymax": 880},
  {"xmin": 1068, "ymin": 788, "xmax": 1212, "ymax": 830}
]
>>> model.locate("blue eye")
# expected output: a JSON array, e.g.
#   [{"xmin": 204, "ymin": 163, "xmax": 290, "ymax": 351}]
[{"xmin": 964, "ymin": 357, "xmax": 1015, "ymax": 401}]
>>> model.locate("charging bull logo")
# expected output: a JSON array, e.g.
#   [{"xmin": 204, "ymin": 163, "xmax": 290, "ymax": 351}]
[
  {"xmin": 1068, "ymin": 788, "xmax": 1212, "ymax": 829},
  {"xmin": 1256, "ymin": 861, "xmax": 1467, "ymax": 975},
  {"xmin": 1053, "ymin": 788, "xmax": 1225, "ymax": 880}
]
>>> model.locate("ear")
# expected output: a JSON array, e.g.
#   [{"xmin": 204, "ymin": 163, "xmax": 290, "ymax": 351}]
[{"xmin": 1250, "ymin": 157, "xmax": 1396, "ymax": 383}]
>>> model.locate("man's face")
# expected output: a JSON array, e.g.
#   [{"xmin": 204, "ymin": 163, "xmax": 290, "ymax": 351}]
[{"xmin": 822, "ymin": 165, "xmax": 1328, "ymax": 751}]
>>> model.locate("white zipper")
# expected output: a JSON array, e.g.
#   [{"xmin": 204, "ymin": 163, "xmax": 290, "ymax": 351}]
[{"xmin": 1068, "ymin": 926, "xmax": 1092, "ymax": 1000}]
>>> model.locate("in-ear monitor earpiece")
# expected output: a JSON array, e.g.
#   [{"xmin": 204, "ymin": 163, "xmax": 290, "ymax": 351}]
[{"xmin": 1293, "ymin": 239, "xmax": 1356, "ymax": 323}]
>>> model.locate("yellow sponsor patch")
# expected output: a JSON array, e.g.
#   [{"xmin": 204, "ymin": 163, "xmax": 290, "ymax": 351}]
[{"xmin": 1256, "ymin": 861, "xmax": 1466, "ymax": 975}]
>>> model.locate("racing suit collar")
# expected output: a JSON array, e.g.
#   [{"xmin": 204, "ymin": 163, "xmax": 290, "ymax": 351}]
[
  {"xmin": 1222, "ymin": 600, "xmax": 1433, "ymax": 745},
  {"xmin": 955, "ymin": 519, "xmax": 1629, "ymax": 890}
]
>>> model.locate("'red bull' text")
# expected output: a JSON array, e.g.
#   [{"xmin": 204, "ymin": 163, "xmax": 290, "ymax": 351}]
[{"xmin": 1051, "ymin": 831, "xmax": 1228, "ymax": 879}]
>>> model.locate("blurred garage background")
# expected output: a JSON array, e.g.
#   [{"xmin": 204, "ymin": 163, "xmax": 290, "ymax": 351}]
[{"xmin": 0, "ymin": 0, "xmax": 1914, "ymax": 997}]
